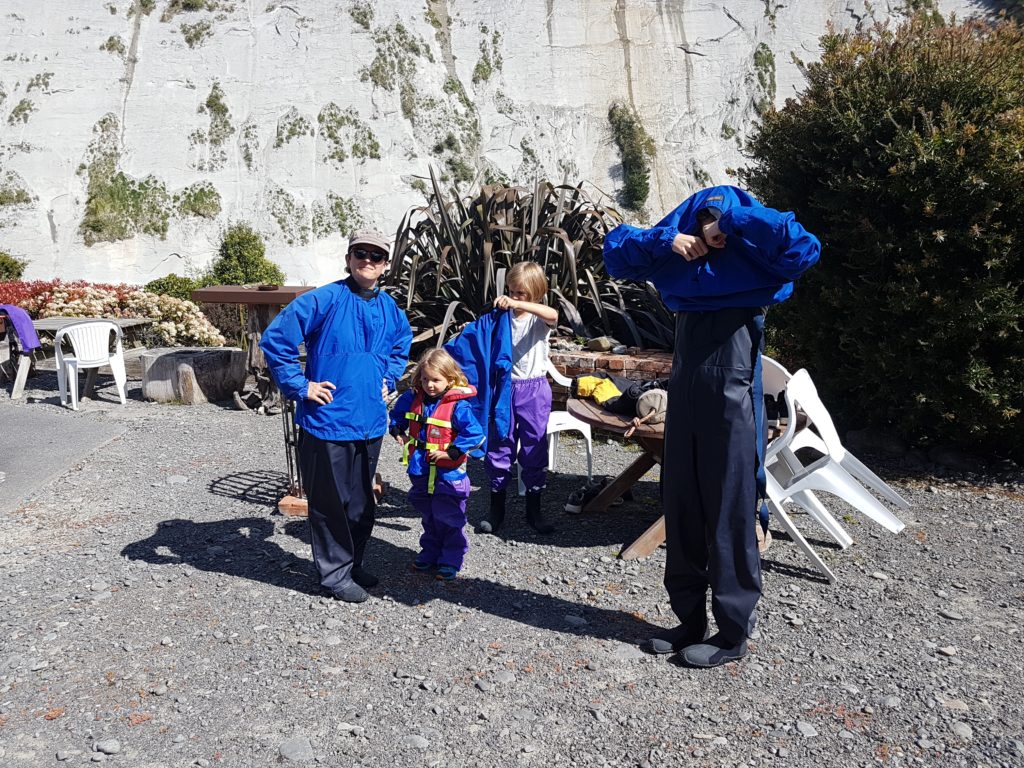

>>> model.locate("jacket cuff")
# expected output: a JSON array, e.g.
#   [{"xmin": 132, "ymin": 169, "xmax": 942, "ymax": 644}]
[{"xmin": 446, "ymin": 446, "xmax": 463, "ymax": 460}]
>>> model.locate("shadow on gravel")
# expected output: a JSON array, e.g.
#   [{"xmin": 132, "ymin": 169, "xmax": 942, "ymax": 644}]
[
  {"xmin": 378, "ymin": 461, "xmax": 665, "ymax": 552},
  {"xmin": 279, "ymin": 520, "xmax": 664, "ymax": 643},
  {"xmin": 208, "ymin": 470, "xmax": 289, "ymax": 507},
  {"xmin": 121, "ymin": 516, "xmax": 321, "ymax": 595}
]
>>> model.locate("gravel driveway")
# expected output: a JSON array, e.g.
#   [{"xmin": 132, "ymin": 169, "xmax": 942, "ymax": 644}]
[{"xmin": 1, "ymin": 374, "xmax": 1022, "ymax": 767}]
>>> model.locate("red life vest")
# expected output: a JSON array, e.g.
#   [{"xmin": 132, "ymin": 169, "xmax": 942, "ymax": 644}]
[{"xmin": 403, "ymin": 385, "xmax": 477, "ymax": 491}]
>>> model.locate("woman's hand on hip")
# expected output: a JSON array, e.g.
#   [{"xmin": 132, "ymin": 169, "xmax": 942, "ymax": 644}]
[{"xmin": 306, "ymin": 380, "xmax": 336, "ymax": 404}]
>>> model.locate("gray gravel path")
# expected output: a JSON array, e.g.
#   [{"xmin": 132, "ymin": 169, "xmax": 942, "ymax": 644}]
[{"xmin": 1, "ymin": 373, "xmax": 1023, "ymax": 767}]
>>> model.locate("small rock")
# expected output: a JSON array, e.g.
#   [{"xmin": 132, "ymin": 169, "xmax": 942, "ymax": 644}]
[
  {"xmin": 30, "ymin": 660, "xmax": 49, "ymax": 672},
  {"xmin": 475, "ymin": 680, "xmax": 492, "ymax": 693},
  {"xmin": 172, "ymin": 735, "xmax": 186, "ymax": 744},
  {"xmin": 879, "ymin": 695, "xmax": 901, "ymax": 709},
  {"xmin": 838, "ymin": 729, "xmax": 855, "ymax": 740},
  {"xmin": 796, "ymin": 721, "xmax": 818, "ymax": 738},
  {"xmin": 278, "ymin": 737, "xmax": 314, "ymax": 762},
  {"xmin": 951, "ymin": 722, "xmax": 972, "ymax": 741},
  {"xmin": 870, "ymin": 572, "xmax": 889, "ymax": 581},
  {"xmin": 56, "ymin": 750, "xmax": 77, "ymax": 761},
  {"xmin": 586, "ymin": 336, "xmax": 619, "ymax": 352},
  {"xmin": 493, "ymin": 670, "xmax": 515, "ymax": 684},
  {"xmin": 938, "ymin": 609, "xmax": 964, "ymax": 621},
  {"xmin": 402, "ymin": 734, "xmax": 429, "ymax": 750},
  {"xmin": 167, "ymin": 475, "xmax": 189, "ymax": 484},
  {"xmin": 94, "ymin": 740, "xmax": 121, "ymax": 756},
  {"xmin": 338, "ymin": 723, "xmax": 365, "ymax": 737},
  {"xmin": 564, "ymin": 614, "xmax": 588, "ymax": 627},
  {"xmin": 936, "ymin": 646, "xmax": 957, "ymax": 657},
  {"xmin": 160, "ymin": 637, "xmax": 172, "ymax": 646}
]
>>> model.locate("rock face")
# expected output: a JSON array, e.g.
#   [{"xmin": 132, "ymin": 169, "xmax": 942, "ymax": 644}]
[
  {"xmin": 140, "ymin": 347, "xmax": 245, "ymax": 404},
  {"xmin": 0, "ymin": 0, "xmax": 971, "ymax": 285}
]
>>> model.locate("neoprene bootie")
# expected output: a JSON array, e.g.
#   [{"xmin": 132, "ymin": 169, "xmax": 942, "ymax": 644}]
[{"xmin": 477, "ymin": 489, "xmax": 506, "ymax": 534}]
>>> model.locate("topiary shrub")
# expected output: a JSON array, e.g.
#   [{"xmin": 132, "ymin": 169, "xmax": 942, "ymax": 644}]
[
  {"xmin": 740, "ymin": 14, "xmax": 1024, "ymax": 460},
  {"xmin": 0, "ymin": 251, "xmax": 27, "ymax": 280},
  {"xmin": 208, "ymin": 223, "xmax": 285, "ymax": 286}
]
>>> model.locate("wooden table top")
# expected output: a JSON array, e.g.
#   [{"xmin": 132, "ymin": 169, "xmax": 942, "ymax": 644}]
[
  {"xmin": 566, "ymin": 397, "xmax": 665, "ymax": 440},
  {"xmin": 32, "ymin": 316, "xmax": 154, "ymax": 332},
  {"xmin": 191, "ymin": 285, "xmax": 313, "ymax": 305}
]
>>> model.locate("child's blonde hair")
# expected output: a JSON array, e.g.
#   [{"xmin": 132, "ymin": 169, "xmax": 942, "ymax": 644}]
[
  {"xmin": 411, "ymin": 348, "xmax": 469, "ymax": 390},
  {"xmin": 506, "ymin": 261, "xmax": 548, "ymax": 303}
]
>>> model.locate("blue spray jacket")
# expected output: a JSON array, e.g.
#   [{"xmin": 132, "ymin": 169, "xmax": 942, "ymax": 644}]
[
  {"xmin": 443, "ymin": 309, "xmax": 514, "ymax": 448},
  {"xmin": 388, "ymin": 388, "xmax": 486, "ymax": 482},
  {"xmin": 260, "ymin": 280, "xmax": 412, "ymax": 441},
  {"xmin": 603, "ymin": 185, "xmax": 820, "ymax": 311}
]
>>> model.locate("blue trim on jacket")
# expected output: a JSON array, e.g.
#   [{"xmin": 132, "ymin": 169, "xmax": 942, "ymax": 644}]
[
  {"xmin": 388, "ymin": 389, "xmax": 486, "ymax": 481},
  {"xmin": 443, "ymin": 309, "xmax": 513, "ymax": 449},
  {"xmin": 602, "ymin": 185, "xmax": 820, "ymax": 312},
  {"xmin": 259, "ymin": 280, "xmax": 412, "ymax": 441}
]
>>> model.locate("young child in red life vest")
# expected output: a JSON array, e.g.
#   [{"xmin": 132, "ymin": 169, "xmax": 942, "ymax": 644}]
[{"xmin": 389, "ymin": 349, "xmax": 486, "ymax": 580}]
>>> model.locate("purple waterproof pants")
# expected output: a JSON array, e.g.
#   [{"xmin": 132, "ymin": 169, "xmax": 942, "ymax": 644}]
[
  {"xmin": 486, "ymin": 376, "xmax": 551, "ymax": 492},
  {"xmin": 409, "ymin": 474, "xmax": 471, "ymax": 570}
]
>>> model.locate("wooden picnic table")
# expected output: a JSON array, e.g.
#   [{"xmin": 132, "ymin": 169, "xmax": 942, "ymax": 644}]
[
  {"xmin": 191, "ymin": 285, "xmax": 313, "ymax": 412},
  {"xmin": 565, "ymin": 398, "xmax": 667, "ymax": 560},
  {"xmin": 3, "ymin": 316, "xmax": 154, "ymax": 400},
  {"xmin": 567, "ymin": 397, "xmax": 787, "ymax": 561}
]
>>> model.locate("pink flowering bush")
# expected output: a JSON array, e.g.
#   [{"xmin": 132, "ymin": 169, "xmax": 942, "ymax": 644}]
[{"xmin": 0, "ymin": 279, "xmax": 225, "ymax": 347}]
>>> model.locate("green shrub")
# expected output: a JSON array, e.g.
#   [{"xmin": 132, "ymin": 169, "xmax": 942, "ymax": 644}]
[
  {"xmin": 0, "ymin": 251, "xmax": 27, "ymax": 280},
  {"xmin": 209, "ymin": 223, "xmax": 285, "ymax": 285},
  {"xmin": 144, "ymin": 272, "xmax": 200, "ymax": 301},
  {"xmin": 740, "ymin": 14, "xmax": 1024, "ymax": 460},
  {"xmin": 608, "ymin": 102, "xmax": 656, "ymax": 212}
]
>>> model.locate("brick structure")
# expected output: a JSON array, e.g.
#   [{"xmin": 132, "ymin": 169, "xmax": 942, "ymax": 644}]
[{"xmin": 548, "ymin": 346, "xmax": 673, "ymax": 408}]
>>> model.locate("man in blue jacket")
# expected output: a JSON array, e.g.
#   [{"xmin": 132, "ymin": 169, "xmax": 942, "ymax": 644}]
[
  {"xmin": 603, "ymin": 186, "xmax": 819, "ymax": 666},
  {"xmin": 261, "ymin": 229, "xmax": 413, "ymax": 602}
]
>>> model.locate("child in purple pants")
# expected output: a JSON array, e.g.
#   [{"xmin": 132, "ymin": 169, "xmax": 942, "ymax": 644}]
[
  {"xmin": 477, "ymin": 261, "xmax": 559, "ymax": 535},
  {"xmin": 389, "ymin": 349, "xmax": 485, "ymax": 580}
]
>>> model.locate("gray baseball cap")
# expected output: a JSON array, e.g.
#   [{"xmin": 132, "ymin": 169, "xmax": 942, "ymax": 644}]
[{"xmin": 348, "ymin": 229, "xmax": 391, "ymax": 255}]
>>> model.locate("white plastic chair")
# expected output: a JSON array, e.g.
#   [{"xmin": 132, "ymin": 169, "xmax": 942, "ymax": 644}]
[
  {"xmin": 762, "ymin": 357, "xmax": 853, "ymax": 550},
  {"xmin": 55, "ymin": 320, "xmax": 127, "ymax": 410},
  {"xmin": 771, "ymin": 369, "xmax": 907, "ymax": 534},
  {"xmin": 518, "ymin": 359, "xmax": 594, "ymax": 495}
]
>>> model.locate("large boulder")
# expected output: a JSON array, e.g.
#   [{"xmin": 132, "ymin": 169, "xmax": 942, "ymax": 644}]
[{"xmin": 141, "ymin": 347, "xmax": 246, "ymax": 404}]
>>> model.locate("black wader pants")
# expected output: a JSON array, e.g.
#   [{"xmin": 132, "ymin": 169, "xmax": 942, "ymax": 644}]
[
  {"xmin": 662, "ymin": 306, "xmax": 764, "ymax": 644},
  {"xmin": 299, "ymin": 433, "xmax": 382, "ymax": 594}
]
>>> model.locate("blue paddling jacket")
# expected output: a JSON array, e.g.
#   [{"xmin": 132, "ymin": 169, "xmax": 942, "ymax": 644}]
[
  {"xmin": 603, "ymin": 185, "xmax": 820, "ymax": 311},
  {"xmin": 260, "ymin": 278, "xmax": 412, "ymax": 441}
]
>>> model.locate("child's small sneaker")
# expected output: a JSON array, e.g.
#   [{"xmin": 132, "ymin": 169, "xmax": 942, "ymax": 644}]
[
  {"xmin": 412, "ymin": 559, "xmax": 434, "ymax": 572},
  {"xmin": 435, "ymin": 565, "xmax": 459, "ymax": 581}
]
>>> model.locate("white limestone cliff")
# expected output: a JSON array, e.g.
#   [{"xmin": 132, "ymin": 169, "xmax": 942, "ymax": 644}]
[{"xmin": 0, "ymin": 0, "xmax": 974, "ymax": 285}]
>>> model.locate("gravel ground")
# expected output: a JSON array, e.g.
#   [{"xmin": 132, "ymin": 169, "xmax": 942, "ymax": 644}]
[{"xmin": 1, "ymin": 374, "xmax": 1023, "ymax": 768}]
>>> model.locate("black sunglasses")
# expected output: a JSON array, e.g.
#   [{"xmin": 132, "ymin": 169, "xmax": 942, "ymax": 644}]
[{"xmin": 349, "ymin": 248, "xmax": 387, "ymax": 264}]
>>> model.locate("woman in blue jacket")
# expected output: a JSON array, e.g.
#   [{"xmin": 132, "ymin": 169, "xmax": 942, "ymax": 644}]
[
  {"xmin": 261, "ymin": 230, "xmax": 412, "ymax": 602},
  {"xmin": 604, "ymin": 186, "xmax": 819, "ymax": 666}
]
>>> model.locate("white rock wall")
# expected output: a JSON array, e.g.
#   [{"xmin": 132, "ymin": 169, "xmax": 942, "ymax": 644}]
[{"xmin": 0, "ymin": 0, "xmax": 974, "ymax": 285}]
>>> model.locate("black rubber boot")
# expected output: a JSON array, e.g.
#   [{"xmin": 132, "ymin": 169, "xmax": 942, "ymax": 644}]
[
  {"xmin": 477, "ymin": 489, "xmax": 506, "ymax": 534},
  {"xmin": 525, "ymin": 489, "xmax": 554, "ymax": 534}
]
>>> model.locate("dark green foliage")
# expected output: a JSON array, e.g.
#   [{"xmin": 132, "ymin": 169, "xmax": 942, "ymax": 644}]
[
  {"xmin": 209, "ymin": 223, "xmax": 285, "ymax": 286},
  {"xmin": 608, "ymin": 102, "xmax": 656, "ymax": 212},
  {"xmin": 145, "ymin": 272, "xmax": 200, "ymax": 300},
  {"xmin": 0, "ymin": 251, "xmax": 27, "ymax": 280},
  {"xmin": 740, "ymin": 14, "xmax": 1024, "ymax": 459},
  {"xmin": 385, "ymin": 170, "xmax": 674, "ymax": 353}
]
